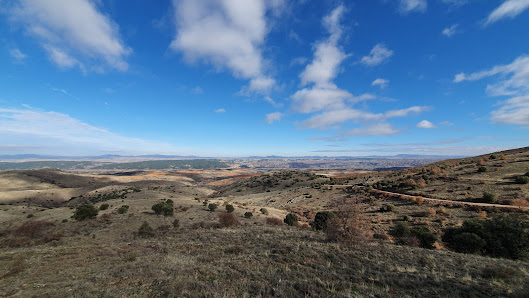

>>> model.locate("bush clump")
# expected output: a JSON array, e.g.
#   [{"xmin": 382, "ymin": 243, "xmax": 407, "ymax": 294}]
[
  {"xmin": 411, "ymin": 226, "xmax": 437, "ymax": 249},
  {"xmin": 117, "ymin": 205, "xmax": 129, "ymax": 214},
  {"xmin": 379, "ymin": 204, "xmax": 395, "ymax": 212},
  {"xmin": 138, "ymin": 221, "xmax": 154, "ymax": 238},
  {"xmin": 478, "ymin": 166, "xmax": 488, "ymax": 173},
  {"xmin": 219, "ymin": 213, "xmax": 238, "ymax": 227},
  {"xmin": 225, "ymin": 204, "xmax": 235, "ymax": 213},
  {"xmin": 208, "ymin": 203, "xmax": 218, "ymax": 212},
  {"xmin": 73, "ymin": 204, "xmax": 98, "ymax": 221},
  {"xmin": 260, "ymin": 208, "xmax": 268, "ymax": 214},
  {"xmin": 443, "ymin": 215, "xmax": 529, "ymax": 260},
  {"xmin": 99, "ymin": 204, "xmax": 109, "ymax": 210},
  {"xmin": 244, "ymin": 212, "xmax": 253, "ymax": 219},
  {"xmin": 312, "ymin": 211, "xmax": 335, "ymax": 231},
  {"xmin": 514, "ymin": 176, "xmax": 529, "ymax": 184},
  {"xmin": 152, "ymin": 200, "xmax": 174, "ymax": 217},
  {"xmin": 284, "ymin": 213, "xmax": 299, "ymax": 226},
  {"xmin": 390, "ymin": 221, "xmax": 411, "ymax": 238},
  {"xmin": 483, "ymin": 192, "xmax": 497, "ymax": 203}
]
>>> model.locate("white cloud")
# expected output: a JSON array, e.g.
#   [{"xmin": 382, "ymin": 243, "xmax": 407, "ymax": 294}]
[
  {"xmin": 0, "ymin": 107, "xmax": 179, "ymax": 155},
  {"xmin": 9, "ymin": 48, "xmax": 27, "ymax": 61},
  {"xmin": 215, "ymin": 108, "xmax": 226, "ymax": 113},
  {"xmin": 171, "ymin": 0, "xmax": 279, "ymax": 93},
  {"xmin": 399, "ymin": 0, "xmax": 427, "ymax": 14},
  {"xmin": 10, "ymin": 0, "xmax": 131, "ymax": 72},
  {"xmin": 192, "ymin": 86, "xmax": 204, "ymax": 94},
  {"xmin": 265, "ymin": 112, "xmax": 283, "ymax": 124},
  {"xmin": 453, "ymin": 55, "xmax": 529, "ymax": 96},
  {"xmin": 372, "ymin": 78, "xmax": 389, "ymax": 89},
  {"xmin": 301, "ymin": 106, "xmax": 428, "ymax": 130},
  {"xmin": 485, "ymin": 0, "xmax": 529, "ymax": 26},
  {"xmin": 454, "ymin": 55, "xmax": 529, "ymax": 125},
  {"xmin": 344, "ymin": 123, "xmax": 400, "ymax": 136},
  {"xmin": 264, "ymin": 96, "xmax": 283, "ymax": 108},
  {"xmin": 416, "ymin": 120, "xmax": 436, "ymax": 128},
  {"xmin": 361, "ymin": 43, "xmax": 394, "ymax": 66},
  {"xmin": 291, "ymin": 85, "xmax": 351, "ymax": 114},
  {"xmin": 491, "ymin": 95, "xmax": 529, "ymax": 125},
  {"xmin": 442, "ymin": 24, "xmax": 459, "ymax": 37}
]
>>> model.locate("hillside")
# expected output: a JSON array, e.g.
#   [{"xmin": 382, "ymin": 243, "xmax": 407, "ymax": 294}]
[{"xmin": 1, "ymin": 147, "xmax": 529, "ymax": 297}]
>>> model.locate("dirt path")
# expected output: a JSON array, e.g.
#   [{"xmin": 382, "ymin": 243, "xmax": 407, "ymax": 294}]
[{"xmin": 325, "ymin": 185, "xmax": 529, "ymax": 211}]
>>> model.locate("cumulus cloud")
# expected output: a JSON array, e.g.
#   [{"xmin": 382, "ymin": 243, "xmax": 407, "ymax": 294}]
[
  {"xmin": 442, "ymin": 24, "xmax": 459, "ymax": 37},
  {"xmin": 416, "ymin": 120, "xmax": 436, "ymax": 128},
  {"xmin": 215, "ymin": 108, "xmax": 226, "ymax": 113},
  {"xmin": 372, "ymin": 78, "xmax": 389, "ymax": 89},
  {"xmin": 454, "ymin": 55, "xmax": 529, "ymax": 124},
  {"xmin": 0, "ymin": 107, "xmax": 179, "ymax": 155},
  {"xmin": 9, "ymin": 0, "xmax": 131, "ymax": 72},
  {"xmin": 171, "ymin": 0, "xmax": 279, "ymax": 93},
  {"xmin": 343, "ymin": 123, "xmax": 400, "ymax": 136},
  {"xmin": 265, "ymin": 112, "xmax": 283, "ymax": 124},
  {"xmin": 361, "ymin": 43, "xmax": 394, "ymax": 66},
  {"xmin": 485, "ymin": 0, "xmax": 529, "ymax": 26},
  {"xmin": 399, "ymin": 0, "xmax": 427, "ymax": 14}
]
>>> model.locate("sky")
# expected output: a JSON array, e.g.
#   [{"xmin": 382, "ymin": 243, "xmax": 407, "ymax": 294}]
[{"xmin": 1, "ymin": 0, "xmax": 528, "ymax": 157}]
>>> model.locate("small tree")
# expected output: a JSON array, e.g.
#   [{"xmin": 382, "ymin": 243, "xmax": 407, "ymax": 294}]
[
  {"xmin": 244, "ymin": 212, "xmax": 253, "ymax": 219},
  {"xmin": 73, "ymin": 204, "xmax": 98, "ymax": 221},
  {"xmin": 225, "ymin": 204, "xmax": 235, "ymax": 213},
  {"xmin": 390, "ymin": 221, "xmax": 411, "ymax": 238},
  {"xmin": 284, "ymin": 213, "xmax": 298, "ymax": 226},
  {"xmin": 411, "ymin": 226, "xmax": 437, "ymax": 249},
  {"xmin": 208, "ymin": 203, "xmax": 218, "ymax": 212},
  {"xmin": 172, "ymin": 219, "xmax": 180, "ymax": 229},
  {"xmin": 117, "ymin": 205, "xmax": 129, "ymax": 214},
  {"xmin": 478, "ymin": 166, "xmax": 488, "ymax": 173},
  {"xmin": 260, "ymin": 208, "xmax": 268, "ymax": 214},
  {"xmin": 312, "ymin": 211, "xmax": 335, "ymax": 231},
  {"xmin": 515, "ymin": 176, "xmax": 529, "ymax": 184},
  {"xmin": 99, "ymin": 204, "xmax": 109, "ymax": 210}
]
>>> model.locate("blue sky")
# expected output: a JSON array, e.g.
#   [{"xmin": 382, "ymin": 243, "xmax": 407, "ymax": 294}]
[{"xmin": 1, "ymin": 0, "xmax": 528, "ymax": 157}]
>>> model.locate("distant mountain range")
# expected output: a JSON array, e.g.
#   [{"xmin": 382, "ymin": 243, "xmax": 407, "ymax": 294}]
[{"xmin": 0, "ymin": 154, "xmax": 463, "ymax": 160}]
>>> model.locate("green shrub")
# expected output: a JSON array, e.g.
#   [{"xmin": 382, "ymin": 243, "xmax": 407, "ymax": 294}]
[
  {"xmin": 99, "ymin": 204, "xmax": 109, "ymax": 210},
  {"xmin": 138, "ymin": 221, "xmax": 154, "ymax": 238},
  {"xmin": 312, "ymin": 211, "xmax": 335, "ymax": 231},
  {"xmin": 411, "ymin": 226, "xmax": 437, "ymax": 249},
  {"xmin": 208, "ymin": 203, "xmax": 218, "ymax": 212},
  {"xmin": 390, "ymin": 221, "xmax": 411, "ymax": 238},
  {"xmin": 489, "ymin": 154, "xmax": 497, "ymax": 160},
  {"xmin": 478, "ymin": 166, "xmax": 488, "ymax": 173},
  {"xmin": 62, "ymin": 219, "xmax": 68, "ymax": 223},
  {"xmin": 514, "ymin": 176, "xmax": 529, "ymax": 184},
  {"xmin": 483, "ymin": 192, "xmax": 497, "ymax": 203},
  {"xmin": 380, "ymin": 204, "xmax": 395, "ymax": 212},
  {"xmin": 225, "ymin": 204, "xmax": 235, "ymax": 213},
  {"xmin": 152, "ymin": 200, "xmax": 174, "ymax": 217},
  {"xmin": 172, "ymin": 219, "xmax": 180, "ymax": 229},
  {"xmin": 244, "ymin": 212, "xmax": 253, "ymax": 219},
  {"xmin": 260, "ymin": 208, "xmax": 268, "ymax": 214},
  {"xmin": 284, "ymin": 213, "xmax": 299, "ymax": 226},
  {"xmin": 443, "ymin": 215, "xmax": 529, "ymax": 260},
  {"xmin": 73, "ymin": 204, "xmax": 98, "ymax": 221},
  {"xmin": 26, "ymin": 214, "xmax": 34, "ymax": 218},
  {"xmin": 117, "ymin": 205, "xmax": 129, "ymax": 214},
  {"xmin": 203, "ymin": 201, "xmax": 208, "ymax": 206}
]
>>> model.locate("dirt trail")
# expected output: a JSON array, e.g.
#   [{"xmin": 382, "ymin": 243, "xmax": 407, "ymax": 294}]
[{"xmin": 326, "ymin": 185, "xmax": 529, "ymax": 211}]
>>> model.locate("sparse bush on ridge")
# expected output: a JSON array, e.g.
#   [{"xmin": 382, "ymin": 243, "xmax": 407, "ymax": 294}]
[{"xmin": 73, "ymin": 204, "xmax": 98, "ymax": 221}]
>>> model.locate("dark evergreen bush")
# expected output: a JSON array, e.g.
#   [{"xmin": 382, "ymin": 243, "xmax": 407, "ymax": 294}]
[
  {"xmin": 312, "ymin": 211, "xmax": 335, "ymax": 231},
  {"xmin": 73, "ymin": 204, "xmax": 98, "ymax": 221},
  {"xmin": 284, "ymin": 213, "xmax": 299, "ymax": 226}
]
